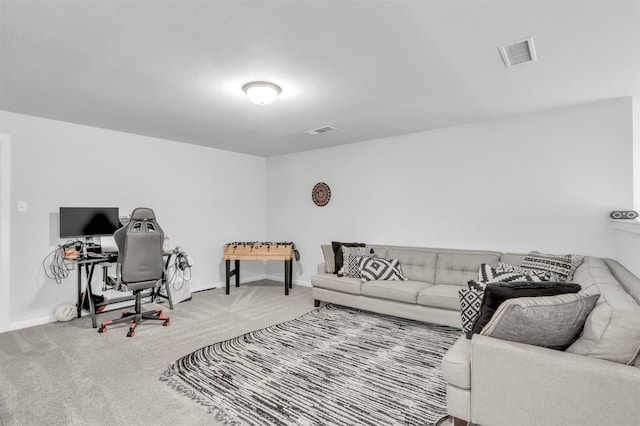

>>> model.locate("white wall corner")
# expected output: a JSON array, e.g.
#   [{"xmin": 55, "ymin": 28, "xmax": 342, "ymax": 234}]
[
  {"xmin": 0, "ymin": 134, "xmax": 11, "ymax": 333},
  {"xmin": 633, "ymin": 96, "xmax": 640, "ymax": 212}
]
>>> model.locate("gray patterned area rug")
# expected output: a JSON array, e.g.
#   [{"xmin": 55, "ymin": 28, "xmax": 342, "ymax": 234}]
[{"xmin": 161, "ymin": 304, "xmax": 460, "ymax": 426}]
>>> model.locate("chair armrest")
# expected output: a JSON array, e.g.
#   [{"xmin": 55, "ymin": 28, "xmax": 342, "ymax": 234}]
[{"xmin": 470, "ymin": 334, "xmax": 640, "ymax": 426}]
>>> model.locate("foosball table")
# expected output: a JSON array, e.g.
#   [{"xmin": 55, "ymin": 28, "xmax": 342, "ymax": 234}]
[{"xmin": 223, "ymin": 242, "xmax": 297, "ymax": 295}]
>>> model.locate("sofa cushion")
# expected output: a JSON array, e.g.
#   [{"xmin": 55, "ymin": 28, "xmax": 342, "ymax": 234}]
[
  {"xmin": 417, "ymin": 285, "xmax": 462, "ymax": 311},
  {"xmin": 310, "ymin": 273, "xmax": 362, "ymax": 295},
  {"xmin": 469, "ymin": 282, "xmax": 582, "ymax": 338},
  {"xmin": 500, "ymin": 253, "xmax": 527, "ymax": 266},
  {"xmin": 441, "ymin": 335, "xmax": 472, "ymax": 390},
  {"xmin": 567, "ymin": 257, "xmax": 640, "ymax": 365},
  {"xmin": 479, "ymin": 291, "xmax": 600, "ymax": 350},
  {"xmin": 435, "ymin": 251, "xmax": 501, "ymax": 286},
  {"xmin": 359, "ymin": 257, "xmax": 407, "ymax": 282},
  {"xmin": 384, "ymin": 247, "xmax": 437, "ymax": 282},
  {"xmin": 361, "ymin": 280, "xmax": 432, "ymax": 304},
  {"xmin": 367, "ymin": 245, "xmax": 388, "ymax": 258}
]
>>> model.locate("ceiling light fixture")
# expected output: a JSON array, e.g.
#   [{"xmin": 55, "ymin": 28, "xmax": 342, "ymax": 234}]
[{"xmin": 242, "ymin": 81, "xmax": 281, "ymax": 105}]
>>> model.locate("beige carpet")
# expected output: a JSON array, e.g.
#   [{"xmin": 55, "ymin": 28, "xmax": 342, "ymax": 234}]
[{"xmin": 0, "ymin": 281, "xmax": 316, "ymax": 426}]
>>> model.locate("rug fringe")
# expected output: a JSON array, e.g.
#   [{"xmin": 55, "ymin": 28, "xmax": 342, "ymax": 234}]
[{"xmin": 160, "ymin": 363, "xmax": 241, "ymax": 425}]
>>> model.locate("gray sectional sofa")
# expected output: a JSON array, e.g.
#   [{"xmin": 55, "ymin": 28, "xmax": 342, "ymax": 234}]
[{"xmin": 310, "ymin": 244, "xmax": 640, "ymax": 426}]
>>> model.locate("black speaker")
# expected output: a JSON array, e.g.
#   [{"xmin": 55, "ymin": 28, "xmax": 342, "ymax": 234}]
[{"xmin": 610, "ymin": 210, "xmax": 639, "ymax": 220}]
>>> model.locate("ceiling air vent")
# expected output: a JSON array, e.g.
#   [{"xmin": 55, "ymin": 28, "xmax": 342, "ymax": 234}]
[
  {"xmin": 304, "ymin": 125, "xmax": 337, "ymax": 136},
  {"xmin": 499, "ymin": 37, "xmax": 537, "ymax": 68}
]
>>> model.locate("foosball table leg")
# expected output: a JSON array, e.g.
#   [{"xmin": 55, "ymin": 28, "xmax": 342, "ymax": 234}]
[{"xmin": 235, "ymin": 260, "xmax": 240, "ymax": 288}]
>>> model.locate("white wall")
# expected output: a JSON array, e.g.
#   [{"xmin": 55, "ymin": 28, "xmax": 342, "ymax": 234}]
[
  {"xmin": 1, "ymin": 111, "xmax": 266, "ymax": 331},
  {"xmin": 266, "ymin": 98, "xmax": 634, "ymax": 284},
  {"xmin": 0, "ymin": 134, "xmax": 11, "ymax": 332}
]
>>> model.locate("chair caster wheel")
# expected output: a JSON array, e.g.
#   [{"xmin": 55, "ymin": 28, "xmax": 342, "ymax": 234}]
[
  {"xmin": 98, "ymin": 326, "xmax": 106, "ymax": 333},
  {"xmin": 163, "ymin": 320, "xmax": 170, "ymax": 327},
  {"xmin": 127, "ymin": 330, "xmax": 135, "ymax": 337}
]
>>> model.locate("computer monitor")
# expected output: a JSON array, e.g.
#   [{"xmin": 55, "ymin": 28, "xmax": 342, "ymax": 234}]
[{"xmin": 59, "ymin": 207, "xmax": 120, "ymax": 239}]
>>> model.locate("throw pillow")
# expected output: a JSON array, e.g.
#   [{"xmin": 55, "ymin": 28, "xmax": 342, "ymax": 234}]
[
  {"xmin": 478, "ymin": 263, "xmax": 544, "ymax": 284},
  {"xmin": 321, "ymin": 244, "xmax": 336, "ymax": 274},
  {"xmin": 331, "ymin": 241, "xmax": 366, "ymax": 275},
  {"xmin": 458, "ymin": 287, "xmax": 484, "ymax": 334},
  {"xmin": 339, "ymin": 246, "xmax": 372, "ymax": 277},
  {"xmin": 568, "ymin": 255, "xmax": 585, "ymax": 281},
  {"xmin": 479, "ymin": 291, "xmax": 600, "ymax": 350},
  {"xmin": 359, "ymin": 257, "xmax": 407, "ymax": 282},
  {"xmin": 467, "ymin": 281, "xmax": 582, "ymax": 338},
  {"xmin": 520, "ymin": 251, "xmax": 574, "ymax": 282},
  {"xmin": 495, "ymin": 262, "xmax": 552, "ymax": 281}
]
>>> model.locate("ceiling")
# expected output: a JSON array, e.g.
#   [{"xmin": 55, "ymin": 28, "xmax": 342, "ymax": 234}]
[{"xmin": 1, "ymin": 1, "xmax": 639, "ymax": 157}]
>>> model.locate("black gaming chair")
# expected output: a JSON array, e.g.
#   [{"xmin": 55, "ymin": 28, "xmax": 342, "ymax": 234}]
[{"xmin": 98, "ymin": 208, "xmax": 170, "ymax": 337}]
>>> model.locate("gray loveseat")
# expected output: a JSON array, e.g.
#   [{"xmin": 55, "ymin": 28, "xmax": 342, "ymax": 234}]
[{"xmin": 310, "ymin": 244, "xmax": 640, "ymax": 426}]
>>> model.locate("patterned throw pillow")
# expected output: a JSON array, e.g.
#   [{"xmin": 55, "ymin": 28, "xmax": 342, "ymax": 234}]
[
  {"xmin": 495, "ymin": 262, "xmax": 552, "ymax": 281},
  {"xmin": 459, "ymin": 287, "xmax": 484, "ymax": 334},
  {"xmin": 339, "ymin": 246, "xmax": 373, "ymax": 278},
  {"xmin": 477, "ymin": 263, "xmax": 544, "ymax": 285},
  {"xmin": 520, "ymin": 251, "xmax": 573, "ymax": 282},
  {"xmin": 359, "ymin": 257, "xmax": 407, "ymax": 282},
  {"xmin": 332, "ymin": 241, "xmax": 366, "ymax": 274}
]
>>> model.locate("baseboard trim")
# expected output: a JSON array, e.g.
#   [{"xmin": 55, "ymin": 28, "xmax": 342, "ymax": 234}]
[
  {"xmin": 264, "ymin": 275, "xmax": 311, "ymax": 287},
  {"xmin": 8, "ymin": 315, "xmax": 57, "ymax": 332}
]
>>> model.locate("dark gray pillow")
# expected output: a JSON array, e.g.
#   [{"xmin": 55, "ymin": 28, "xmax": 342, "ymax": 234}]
[
  {"xmin": 479, "ymin": 291, "xmax": 600, "ymax": 350},
  {"xmin": 468, "ymin": 281, "xmax": 581, "ymax": 338}
]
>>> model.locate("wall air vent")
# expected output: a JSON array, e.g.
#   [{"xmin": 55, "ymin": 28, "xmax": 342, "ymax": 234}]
[
  {"xmin": 304, "ymin": 125, "xmax": 337, "ymax": 136},
  {"xmin": 499, "ymin": 37, "xmax": 537, "ymax": 68}
]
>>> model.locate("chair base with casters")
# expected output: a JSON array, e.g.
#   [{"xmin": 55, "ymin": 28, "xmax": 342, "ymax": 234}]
[{"xmin": 98, "ymin": 287, "xmax": 170, "ymax": 337}]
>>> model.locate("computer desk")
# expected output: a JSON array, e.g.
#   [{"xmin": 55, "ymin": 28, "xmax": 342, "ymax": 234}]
[{"xmin": 71, "ymin": 251, "xmax": 177, "ymax": 328}]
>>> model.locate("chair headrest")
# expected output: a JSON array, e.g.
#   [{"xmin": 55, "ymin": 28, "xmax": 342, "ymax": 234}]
[{"xmin": 129, "ymin": 208, "xmax": 156, "ymax": 221}]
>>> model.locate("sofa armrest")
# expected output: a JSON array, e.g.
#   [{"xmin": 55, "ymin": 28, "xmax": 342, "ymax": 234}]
[
  {"xmin": 317, "ymin": 262, "xmax": 327, "ymax": 274},
  {"xmin": 470, "ymin": 334, "xmax": 640, "ymax": 426}
]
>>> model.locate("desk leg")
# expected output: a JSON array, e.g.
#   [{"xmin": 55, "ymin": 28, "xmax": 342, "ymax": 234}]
[
  {"xmin": 85, "ymin": 264, "xmax": 98, "ymax": 328},
  {"xmin": 77, "ymin": 264, "xmax": 83, "ymax": 318},
  {"xmin": 163, "ymin": 255, "xmax": 174, "ymax": 310}
]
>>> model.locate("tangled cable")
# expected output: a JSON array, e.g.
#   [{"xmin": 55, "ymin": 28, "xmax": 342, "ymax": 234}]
[
  {"xmin": 43, "ymin": 240, "xmax": 80, "ymax": 284},
  {"xmin": 166, "ymin": 246, "xmax": 193, "ymax": 291}
]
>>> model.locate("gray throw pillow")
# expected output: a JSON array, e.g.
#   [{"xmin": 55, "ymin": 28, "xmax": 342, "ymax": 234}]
[
  {"xmin": 321, "ymin": 244, "xmax": 336, "ymax": 273},
  {"xmin": 479, "ymin": 291, "xmax": 600, "ymax": 350}
]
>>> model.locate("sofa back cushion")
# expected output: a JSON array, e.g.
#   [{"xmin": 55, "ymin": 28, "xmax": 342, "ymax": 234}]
[
  {"xmin": 384, "ymin": 247, "xmax": 437, "ymax": 282},
  {"xmin": 500, "ymin": 253, "xmax": 527, "ymax": 266},
  {"xmin": 567, "ymin": 257, "xmax": 640, "ymax": 365},
  {"xmin": 435, "ymin": 251, "xmax": 501, "ymax": 286}
]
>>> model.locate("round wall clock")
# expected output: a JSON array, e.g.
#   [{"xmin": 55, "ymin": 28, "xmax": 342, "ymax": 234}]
[{"xmin": 312, "ymin": 182, "xmax": 331, "ymax": 206}]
